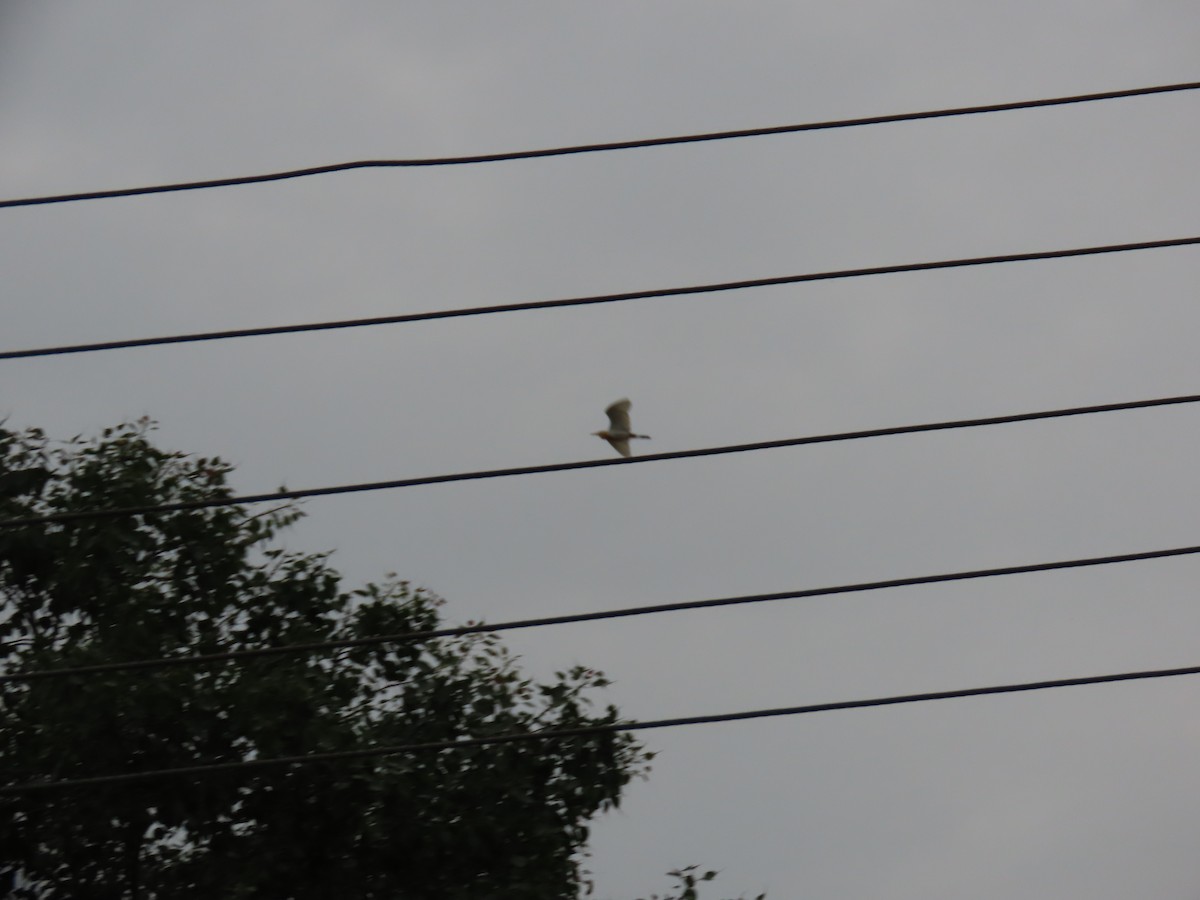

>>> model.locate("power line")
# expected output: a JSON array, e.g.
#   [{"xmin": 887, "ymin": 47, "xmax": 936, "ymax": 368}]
[
  {"xmin": 6, "ymin": 662, "xmax": 1198, "ymax": 794},
  {"xmin": 4, "ymin": 542, "xmax": 1199, "ymax": 685},
  {"xmin": 3, "ymin": 234, "xmax": 1198, "ymax": 361},
  {"xmin": 2, "ymin": 391, "xmax": 1198, "ymax": 529},
  {"xmin": 2, "ymin": 81, "xmax": 1197, "ymax": 210}
]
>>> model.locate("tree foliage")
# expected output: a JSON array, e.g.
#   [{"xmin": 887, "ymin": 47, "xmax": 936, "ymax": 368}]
[
  {"xmin": 635, "ymin": 867, "xmax": 765, "ymax": 900},
  {"xmin": 0, "ymin": 420, "xmax": 655, "ymax": 898}
]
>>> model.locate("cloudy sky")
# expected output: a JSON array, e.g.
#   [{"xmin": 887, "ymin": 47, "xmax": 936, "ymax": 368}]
[{"xmin": 5, "ymin": 3, "xmax": 1200, "ymax": 896}]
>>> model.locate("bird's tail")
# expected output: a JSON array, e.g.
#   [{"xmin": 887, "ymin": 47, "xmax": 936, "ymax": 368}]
[{"xmin": 632, "ymin": 434, "xmax": 651, "ymax": 440}]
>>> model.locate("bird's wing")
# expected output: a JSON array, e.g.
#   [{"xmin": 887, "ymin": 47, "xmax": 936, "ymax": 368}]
[
  {"xmin": 607, "ymin": 437, "xmax": 632, "ymax": 457},
  {"xmin": 605, "ymin": 398, "xmax": 632, "ymax": 432}
]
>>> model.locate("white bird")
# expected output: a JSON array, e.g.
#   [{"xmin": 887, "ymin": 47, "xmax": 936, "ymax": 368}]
[{"xmin": 592, "ymin": 398, "xmax": 651, "ymax": 457}]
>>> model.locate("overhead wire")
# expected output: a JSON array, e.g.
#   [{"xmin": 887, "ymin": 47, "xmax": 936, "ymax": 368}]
[
  {"xmin": 1, "ymin": 81, "xmax": 1197, "ymax": 210},
  {"xmin": 2, "ymin": 391, "xmax": 1198, "ymax": 529},
  {"xmin": 3, "ymin": 234, "xmax": 1199, "ymax": 361},
  {"xmin": 6, "ymin": 662, "xmax": 1199, "ymax": 794},
  {"xmin": 4, "ymin": 542, "xmax": 1200, "ymax": 685},
  {"xmin": 3, "ymin": 81, "xmax": 1199, "ymax": 798}
]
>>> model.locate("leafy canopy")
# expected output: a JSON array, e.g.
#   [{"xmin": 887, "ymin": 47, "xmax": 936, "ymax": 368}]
[{"xmin": 0, "ymin": 420, "xmax": 651, "ymax": 899}]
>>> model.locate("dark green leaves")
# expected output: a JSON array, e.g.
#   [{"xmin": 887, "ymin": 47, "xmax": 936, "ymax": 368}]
[{"xmin": 0, "ymin": 420, "xmax": 652, "ymax": 899}]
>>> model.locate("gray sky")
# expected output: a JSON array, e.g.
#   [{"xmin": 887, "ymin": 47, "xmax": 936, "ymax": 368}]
[{"xmin": 4, "ymin": 3, "xmax": 1200, "ymax": 897}]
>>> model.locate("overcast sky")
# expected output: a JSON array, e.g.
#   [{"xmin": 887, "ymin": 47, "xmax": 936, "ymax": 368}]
[{"xmin": 5, "ymin": 3, "xmax": 1200, "ymax": 897}]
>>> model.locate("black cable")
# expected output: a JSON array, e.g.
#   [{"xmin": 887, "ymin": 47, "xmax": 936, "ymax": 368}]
[
  {"xmin": 3, "ymin": 234, "xmax": 1198, "ymax": 361},
  {"xmin": 4, "ymin": 542, "xmax": 1198, "ymax": 685},
  {"xmin": 5, "ymin": 662, "xmax": 1198, "ymax": 794},
  {"xmin": 2, "ymin": 81, "xmax": 1197, "ymax": 210},
  {"xmin": 2, "ymin": 392, "xmax": 1198, "ymax": 529}
]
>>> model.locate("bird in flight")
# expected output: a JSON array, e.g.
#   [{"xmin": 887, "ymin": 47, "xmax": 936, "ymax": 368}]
[{"xmin": 592, "ymin": 398, "xmax": 651, "ymax": 457}]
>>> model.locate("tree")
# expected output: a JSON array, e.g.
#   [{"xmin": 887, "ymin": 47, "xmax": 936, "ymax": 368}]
[
  {"xmin": 0, "ymin": 418, "xmax": 655, "ymax": 898},
  {"xmin": 637, "ymin": 867, "xmax": 765, "ymax": 900},
  {"xmin": 0, "ymin": 420, "xmax": 762, "ymax": 899}
]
